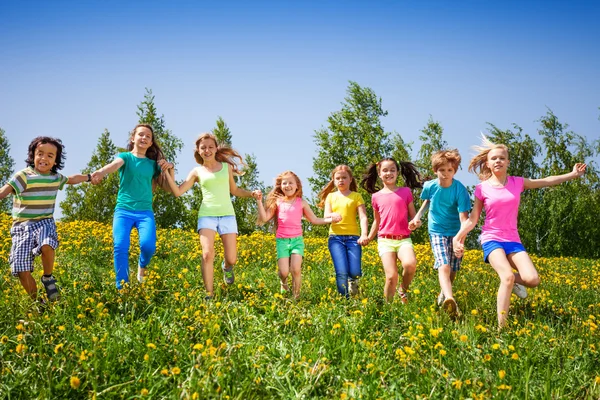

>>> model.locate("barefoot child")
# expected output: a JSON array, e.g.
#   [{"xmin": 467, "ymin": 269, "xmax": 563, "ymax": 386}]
[
  {"xmin": 409, "ymin": 149, "xmax": 470, "ymax": 318},
  {"xmin": 0, "ymin": 137, "xmax": 92, "ymax": 300}
]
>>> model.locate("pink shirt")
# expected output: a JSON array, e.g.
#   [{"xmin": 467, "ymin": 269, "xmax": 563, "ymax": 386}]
[
  {"xmin": 372, "ymin": 187, "xmax": 413, "ymax": 236},
  {"xmin": 475, "ymin": 176, "xmax": 524, "ymax": 244},
  {"xmin": 276, "ymin": 197, "xmax": 303, "ymax": 238}
]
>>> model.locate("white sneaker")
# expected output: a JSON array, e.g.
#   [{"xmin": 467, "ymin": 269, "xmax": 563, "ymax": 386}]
[
  {"xmin": 137, "ymin": 267, "xmax": 145, "ymax": 283},
  {"xmin": 512, "ymin": 283, "xmax": 528, "ymax": 299},
  {"xmin": 437, "ymin": 292, "xmax": 445, "ymax": 307}
]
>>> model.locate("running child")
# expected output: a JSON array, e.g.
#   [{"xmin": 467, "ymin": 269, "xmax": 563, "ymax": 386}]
[
  {"xmin": 0, "ymin": 136, "xmax": 93, "ymax": 300},
  {"xmin": 256, "ymin": 171, "xmax": 341, "ymax": 299},
  {"xmin": 318, "ymin": 165, "xmax": 369, "ymax": 298},
  {"xmin": 408, "ymin": 149, "xmax": 470, "ymax": 318},
  {"xmin": 91, "ymin": 124, "xmax": 174, "ymax": 289},
  {"xmin": 453, "ymin": 136, "xmax": 586, "ymax": 328},
  {"xmin": 162, "ymin": 132, "xmax": 260, "ymax": 299},
  {"xmin": 361, "ymin": 158, "xmax": 423, "ymax": 303}
]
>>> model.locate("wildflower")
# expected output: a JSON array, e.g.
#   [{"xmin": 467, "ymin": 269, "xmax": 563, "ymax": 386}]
[
  {"xmin": 471, "ymin": 309, "xmax": 478, "ymax": 315},
  {"xmin": 147, "ymin": 343, "xmax": 157, "ymax": 350},
  {"xmin": 497, "ymin": 384, "xmax": 512, "ymax": 390},
  {"xmin": 58, "ymin": 326, "xmax": 65, "ymax": 331},
  {"xmin": 452, "ymin": 380, "xmax": 463, "ymax": 389},
  {"xmin": 492, "ymin": 343, "xmax": 500, "ymax": 350},
  {"xmin": 0, "ymin": 336, "xmax": 8, "ymax": 344},
  {"xmin": 70, "ymin": 376, "xmax": 81, "ymax": 389},
  {"xmin": 54, "ymin": 343, "xmax": 64, "ymax": 354},
  {"xmin": 171, "ymin": 367, "xmax": 181, "ymax": 375},
  {"xmin": 144, "ymin": 354, "xmax": 150, "ymax": 361},
  {"xmin": 141, "ymin": 388, "xmax": 149, "ymax": 396},
  {"xmin": 16, "ymin": 344, "xmax": 26, "ymax": 354},
  {"xmin": 439, "ymin": 349, "xmax": 447, "ymax": 356},
  {"xmin": 160, "ymin": 369, "xmax": 169, "ymax": 376},
  {"xmin": 499, "ymin": 370, "xmax": 506, "ymax": 379},
  {"xmin": 484, "ymin": 354, "xmax": 491, "ymax": 362},
  {"xmin": 459, "ymin": 335, "xmax": 468, "ymax": 342},
  {"xmin": 511, "ymin": 353, "xmax": 519, "ymax": 360}
]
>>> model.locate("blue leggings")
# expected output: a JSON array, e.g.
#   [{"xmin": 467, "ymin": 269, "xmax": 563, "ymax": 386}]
[{"xmin": 113, "ymin": 209, "xmax": 156, "ymax": 289}]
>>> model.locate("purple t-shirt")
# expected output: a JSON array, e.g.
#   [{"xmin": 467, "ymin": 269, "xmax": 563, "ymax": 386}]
[
  {"xmin": 475, "ymin": 176, "xmax": 524, "ymax": 244},
  {"xmin": 372, "ymin": 187, "xmax": 413, "ymax": 236}
]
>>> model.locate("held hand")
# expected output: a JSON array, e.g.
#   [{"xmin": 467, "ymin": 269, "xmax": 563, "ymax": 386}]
[
  {"xmin": 90, "ymin": 171, "xmax": 103, "ymax": 185},
  {"xmin": 408, "ymin": 218, "xmax": 422, "ymax": 231},
  {"xmin": 329, "ymin": 213, "xmax": 342, "ymax": 223},
  {"xmin": 251, "ymin": 190, "xmax": 262, "ymax": 200},
  {"xmin": 452, "ymin": 238, "xmax": 464, "ymax": 258},
  {"xmin": 572, "ymin": 163, "xmax": 587, "ymax": 177},
  {"xmin": 158, "ymin": 159, "xmax": 174, "ymax": 172},
  {"xmin": 357, "ymin": 235, "xmax": 369, "ymax": 246}
]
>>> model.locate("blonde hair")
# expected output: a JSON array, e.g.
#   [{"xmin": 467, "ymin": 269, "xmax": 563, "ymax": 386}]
[
  {"xmin": 263, "ymin": 171, "xmax": 303, "ymax": 227},
  {"xmin": 431, "ymin": 149, "xmax": 461, "ymax": 172},
  {"xmin": 194, "ymin": 132, "xmax": 246, "ymax": 175},
  {"xmin": 468, "ymin": 134, "xmax": 509, "ymax": 180},
  {"xmin": 317, "ymin": 165, "xmax": 357, "ymax": 208}
]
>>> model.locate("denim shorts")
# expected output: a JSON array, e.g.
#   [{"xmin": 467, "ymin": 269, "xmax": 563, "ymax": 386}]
[
  {"xmin": 197, "ymin": 215, "xmax": 238, "ymax": 235},
  {"xmin": 276, "ymin": 236, "xmax": 305, "ymax": 259},
  {"xmin": 377, "ymin": 237, "xmax": 413, "ymax": 257},
  {"xmin": 482, "ymin": 241, "xmax": 526, "ymax": 263}
]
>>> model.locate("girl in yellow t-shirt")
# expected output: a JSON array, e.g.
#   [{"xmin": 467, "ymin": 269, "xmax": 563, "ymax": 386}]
[{"xmin": 318, "ymin": 165, "xmax": 369, "ymax": 297}]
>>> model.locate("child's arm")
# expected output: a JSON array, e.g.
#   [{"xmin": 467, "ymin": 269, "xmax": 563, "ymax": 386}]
[
  {"xmin": 452, "ymin": 198, "xmax": 483, "ymax": 257},
  {"xmin": 367, "ymin": 208, "xmax": 380, "ymax": 241},
  {"xmin": 256, "ymin": 193, "xmax": 275, "ymax": 224},
  {"xmin": 302, "ymin": 199, "xmax": 341, "ymax": 225},
  {"xmin": 0, "ymin": 184, "xmax": 15, "ymax": 199},
  {"xmin": 91, "ymin": 158, "xmax": 125, "ymax": 183},
  {"xmin": 408, "ymin": 199, "xmax": 429, "ymax": 231},
  {"xmin": 66, "ymin": 173, "xmax": 91, "ymax": 185},
  {"xmin": 407, "ymin": 201, "xmax": 417, "ymax": 222},
  {"xmin": 524, "ymin": 163, "xmax": 586, "ymax": 190},
  {"xmin": 357, "ymin": 204, "xmax": 370, "ymax": 245},
  {"xmin": 228, "ymin": 164, "xmax": 261, "ymax": 199},
  {"xmin": 162, "ymin": 167, "xmax": 198, "ymax": 198},
  {"xmin": 153, "ymin": 160, "xmax": 176, "ymax": 193}
]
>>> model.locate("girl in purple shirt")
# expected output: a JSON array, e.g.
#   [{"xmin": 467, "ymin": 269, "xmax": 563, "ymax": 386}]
[
  {"xmin": 361, "ymin": 158, "xmax": 423, "ymax": 303},
  {"xmin": 453, "ymin": 136, "xmax": 586, "ymax": 328}
]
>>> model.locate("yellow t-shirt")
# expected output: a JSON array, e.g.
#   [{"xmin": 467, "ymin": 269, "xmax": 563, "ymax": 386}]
[{"xmin": 326, "ymin": 191, "xmax": 365, "ymax": 236}]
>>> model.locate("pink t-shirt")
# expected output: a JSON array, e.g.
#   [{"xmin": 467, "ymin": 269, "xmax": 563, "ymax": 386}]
[
  {"xmin": 276, "ymin": 197, "xmax": 303, "ymax": 238},
  {"xmin": 475, "ymin": 176, "xmax": 524, "ymax": 244},
  {"xmin": 371, "ymin": 187, "xmax": 413, "ymax": 236}
]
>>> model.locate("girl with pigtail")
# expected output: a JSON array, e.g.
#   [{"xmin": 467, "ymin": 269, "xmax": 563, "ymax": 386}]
[
  {"xmin": 256, "ymin": 171, "xmax": 341, "ymax": 299},
  {"xmin": 318, "ymin": 165, "xmax": 369, "ymax": 298},
  {"xmin": 453, "ymin": 135, "xmax": 586, "ymax": 328},
  {"xmin": 361, "ymin": 158, "xmax": 423, "ymax": 303},
  {"xmin": 163, "ymin": 133, "xmax": 261, "ymax": 299}
]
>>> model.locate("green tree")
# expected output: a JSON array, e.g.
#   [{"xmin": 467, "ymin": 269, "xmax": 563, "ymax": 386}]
[
  {"xmin": 415, "ymin": 116, "xmax": 447, "ymax": 178},
  {"xmin": 136, "ymin": 88, "xmax": 187, "ymax": 228},
  {"xmin": 60, "ymin": 130, "xmax": 119, "ymax": 223},
  {"xmin": 0, "ymin": 127, "xmax": 15, "ymax": 214}
]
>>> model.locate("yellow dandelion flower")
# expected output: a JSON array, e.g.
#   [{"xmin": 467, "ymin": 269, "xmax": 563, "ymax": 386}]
[
  {"xmin": 160, "ymin": 369, "xmax": 169, "ymax": 376},
  {"xmin": 147, "ymin": 343, "xmax": 156, "ymax": 350},
  {"xmin": 15, "ymin": 344, "xmax": 26, "ymax": 354},
  {"xmin": 451, "ymin": 380, "xmax": 462, "ymax": 389},
  {"xmin": 141, "ymin": 388, "xmax": 149, "ymax": 396},
  {"xmin": 459, "ymin": 335, "xmax": 468, "ymax": 342},
  {"xmin": 471, "ymin": 309, "xmax": 478, "ymax": 315},
  {"xmin": 70, "ymin": 376, "xmax": 81, "ymax": 389},
  {"xmin": 499, "ymin": 370, "xmax": 506, "ymax": 379},
  {"xmin": 439, "ymin": 349, "xmax": 447, "ymax": 356},
  {"xmin": 171, "ymin": 367, "xmax": 181, "ymax": 375},
  {"xmin": 54, "ymin": 343, "xmax": 64, "ymax": 354},
  {"xmin": 492, "ymin": 343, "xmax": 500, "ymax": 350},
  {"xmin": 484, "ymin": 354, "xmax": 492, "ymax": 362},
  {"xmin": 144, "ymin": 354, "xmax": 150, "ymax": 361},
  {"xmin": 0, "ymin": 336, "xmax": 8, "ymax": 344},
  {"xmin": 511, "ymin": 353, "xmax": 519, "ymax": 360}
]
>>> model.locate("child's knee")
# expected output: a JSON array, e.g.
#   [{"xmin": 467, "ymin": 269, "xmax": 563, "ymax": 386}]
[
  {"xmin": 40, "ymin": 244, "xmax": 55, "ymax": 255},
  {"xmin": 202, "ymin": 250, "xmax": 215, "ymax": 263},
  {"xmin": 501, "ymin": 273, "xmax": 515, "ymax": 287},
  {"xmin": 225, "ymin": 255, "xmax": 237, "ymax": 266},
  {"xmin": 140, "ymin": 241, "xmax": 156, "ymax": 257},
  {"xmin": 403, "ymin": 262, "xmax": 416, "ymax": 275},
  {"xmin": 523, "ymin": 273, "xmax": 540, "ymax": 287}
]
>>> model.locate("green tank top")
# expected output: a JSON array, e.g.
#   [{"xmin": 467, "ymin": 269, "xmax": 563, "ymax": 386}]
[{"xmin": 197, "ymin": 162, "xmax": 235, "ymax": 217}]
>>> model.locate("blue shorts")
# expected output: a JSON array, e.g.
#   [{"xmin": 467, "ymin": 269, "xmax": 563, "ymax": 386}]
[
  {"xmin": 482, "ymin": 241, "xmax": 526, "ymax": 263},
  {"xmin": 197, "ymin": 215, "xmax": 238, "ymax": 235}
]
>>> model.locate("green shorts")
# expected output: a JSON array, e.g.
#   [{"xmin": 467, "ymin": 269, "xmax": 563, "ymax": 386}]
[
  {"xmin": 276, "ymin": 236, "xmax": 305, "ymax": 259},
  {"xmin": 377, "ymin": 237, "xmax": 413, "ymax": 256}
]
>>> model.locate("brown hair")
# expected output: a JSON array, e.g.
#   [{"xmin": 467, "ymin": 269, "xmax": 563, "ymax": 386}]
[
  {"xmin": 317, "ymin": 165, "xmax": 357, "ymax": 208},
  {"xmin": 431, "ymin": 149, "xmax": 461, "ymax": 172},
  {"xmin": 468, "ymin": 135, "xmax": 509, "ymax": 180},
  {"xmin": 126, "ymin": 124, "xmax": 165, "ymax": 162},
  {"xmin": 261, "ymin": 171, "xmax": 303, "ymax": 228},
  {"xmin": 194, "ymin": 132, "xmax": 246, "ymax": 175},
  {"xmin": 360, "ymin": 158, "xmax": 423, "ymax": 194}
]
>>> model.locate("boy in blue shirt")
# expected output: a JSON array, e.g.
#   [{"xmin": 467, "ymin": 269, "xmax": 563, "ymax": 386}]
[{"xmin": 409, "ymin": 149, "xmax": 471, "ymax": 318}]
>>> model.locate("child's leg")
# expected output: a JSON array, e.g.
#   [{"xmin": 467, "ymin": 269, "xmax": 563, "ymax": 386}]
[
  {"xmin": 277, "ymin": 257, "xmax": 291, "ymax": 290},
  {"xmin": 328, "ymin": 236, "xmax": 350, "ymax": 296},
  {"xmin": 438, "ymin": 264, "xmax": 454, "ymax": 299},
  {"xmin": 17, "ymin": 272, "xmax": 37, "ymax": 299},
  {"xmin": 113, "ymin": 210, "xmax": 136, "ymax": 289},
  {"xmin": 508, "ymin": 252, "xmax": 540, "ymax": 288},
  {"xmin": 347, "ymin": 237, "xmax": 362, "ymax": 280},
  {"xmin": 221, "ymin": 233, "xmax": 238, "ymax": 268},
  {"xmin": 289, "ymin": 254, "xmax": 303, "ymax": 299},
  {"xmin": 487, "ymin": 249, "xmax": 515, "ymax": 328},
  {"xmin": 398, "ymin": 245, "xmax": 417, "ymax": 292},
  {"xmin": 135, "ymin": 211, "xmax": 157, "ymax": 280},
  {"xmin": 40, "ymin": 244, "xmax": 55, "ymax": 276},
  {"xmin": 199, "ymin": 229, "xmax": 217, "ymax": 296},
  {"xmin": 381, "ymin": 252, "xmax": 399, "ymax": 302}
]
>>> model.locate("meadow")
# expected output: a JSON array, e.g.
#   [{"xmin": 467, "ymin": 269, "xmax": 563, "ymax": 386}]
[{"xmin": 0, "ymin": 213, "xmax": 599, "ymax": 399}]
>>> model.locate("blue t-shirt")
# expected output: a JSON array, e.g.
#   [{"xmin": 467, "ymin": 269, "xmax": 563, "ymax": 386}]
[
  {"xmin": 421, "ymin": 179, "xmax": 471, "ymax": 236},
  {"xmin": 115, "ymin": 152, "xmax": 160, "ymax": 211}
]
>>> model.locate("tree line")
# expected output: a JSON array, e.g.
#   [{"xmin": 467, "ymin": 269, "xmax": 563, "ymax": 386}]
[{"xmin": 1, "ymin": 84, "xmax": 598, "ymax": 258}]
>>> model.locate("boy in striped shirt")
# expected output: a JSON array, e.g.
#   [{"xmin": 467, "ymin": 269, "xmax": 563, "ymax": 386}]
[{"xmin": 0, "ymin": 137, "xmax": 91, "ymax": 301}]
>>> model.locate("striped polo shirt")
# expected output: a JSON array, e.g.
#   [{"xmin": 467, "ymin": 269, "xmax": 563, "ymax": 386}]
[{"xmin": 8, "ymin": 167, "xmax": 68, "ymax": 224}]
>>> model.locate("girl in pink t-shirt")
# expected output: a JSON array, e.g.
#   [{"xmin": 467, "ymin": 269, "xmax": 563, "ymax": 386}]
[
  {"xmin": 453, "ymin": 136, "xmax": 586, "ymax": 328},
  {"xmin": 256, "ymin": 171, "xmax": 341, "ymax": 299},
  {"xmin": 361, "ymin": 158, "xmax": 423, "ymax": 303}
]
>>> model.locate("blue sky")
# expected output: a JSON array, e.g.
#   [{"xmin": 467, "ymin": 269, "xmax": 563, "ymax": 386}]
[{"xmin": 1, "ymin": 1, "xmax": 599, "ymax": 216}]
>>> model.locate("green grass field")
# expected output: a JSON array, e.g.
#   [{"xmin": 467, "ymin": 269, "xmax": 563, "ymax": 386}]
[{"xmin": 1, "ymin": 215, "xmax": 599, "ymax": 399}]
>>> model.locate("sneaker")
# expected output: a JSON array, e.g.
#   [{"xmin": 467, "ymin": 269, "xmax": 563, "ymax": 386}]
[
  {"xmin": 40, "ymin": 275, "xmax": 60, "ymax": 301},
  {"xmin": 512, "ymin": 283, "xmax": 528, "ymax": 299},
  {"xmin": 437, "ymin": 291, "xmax": 445, "ymax": 307},
  {"xmin": 442, "ymin": 298, "xmax": 459, "ymax": 319},
  {"xmin": 280, "ymin": 283, "xmax": 289, "ymax": 295},
  {"xmin": 221, "ymin": 261, "xmax": 235, "ymax": 285},
  {"xmin": 397, "ymin": 287, "xmax": 408, "ymax": 304},
  {"xmin": 137, "ymin": 267, "xmax": 145, "ymax": 283},
  {"xmin": 348, "ymin": 279, "xmax": 359, "ymax": 296},
  {"xmin": 204, "ymin": 295, "xmax": 213, "ymax": 301}
]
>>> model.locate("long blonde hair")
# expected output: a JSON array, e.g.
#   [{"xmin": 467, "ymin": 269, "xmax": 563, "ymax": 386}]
[
  {"xmin": 317, "ymin": 165, "xmax": 358, "ymax": 208},
  {"xmin": 194, "ymin": 133, "xmax": 246, "ymax": 175},
  {"xmin": 468, "ymin": 134, "xmax": 509, "ymax": 180},
  {"xmin": 262, "ymin": 171, "xmax": 303, "ymax": 227}
]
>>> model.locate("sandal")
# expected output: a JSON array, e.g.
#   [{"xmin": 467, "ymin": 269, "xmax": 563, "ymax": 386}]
[{"xmin": 41, "ymin": 275, "xmax": 60, "ymax": 301}]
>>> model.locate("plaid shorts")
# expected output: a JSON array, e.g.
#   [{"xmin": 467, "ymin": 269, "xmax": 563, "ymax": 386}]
[
  {"xmin": 9, "ymin": 218, "xmax": 59, "ymax": 276},
  {"xmin": 429, "ymin": 234, "xmax": 462, "ymax": 272}
]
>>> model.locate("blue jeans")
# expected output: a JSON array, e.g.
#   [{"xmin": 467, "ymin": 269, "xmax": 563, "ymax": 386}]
[
  {"xmin": 328, "ymin": 235, "xmax": 362, "ymax": 297},
  {"xmin": 113, "ymin": 209, "xmax": 156, "ymax": 289}
]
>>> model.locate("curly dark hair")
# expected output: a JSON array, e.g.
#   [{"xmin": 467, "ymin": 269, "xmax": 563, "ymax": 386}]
[{"xmin": 25, "ymin": 136, "xmax": 65, "ymax": 173}]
